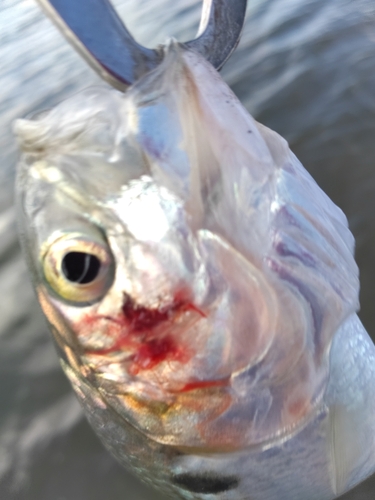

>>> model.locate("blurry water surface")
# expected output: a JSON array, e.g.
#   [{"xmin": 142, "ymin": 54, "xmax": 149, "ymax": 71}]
[{"xmin": 1, "ymin": 0, "xmax": 375, "ymax": 498}]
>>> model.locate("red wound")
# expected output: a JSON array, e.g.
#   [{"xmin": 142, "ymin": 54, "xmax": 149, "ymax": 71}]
[
  {"xmin": 129, "ymin": 337, "xmax": 188, "ymax": 375},
  {"xmin": 122, "ymin": 299, "xmax": 171, "ymax": 332},
  {"xmin": 122, "ymin": 290, "xmax": 205, "ymax": 333},
  {"xmin": 84, "ymin": 287, "xmax": 205, "ymax": 373}
]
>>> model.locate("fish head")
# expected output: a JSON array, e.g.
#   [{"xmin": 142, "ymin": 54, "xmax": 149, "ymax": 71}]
[{"xmin": 14, "ymin": 44, "xmax": 359, "ymax": 452}]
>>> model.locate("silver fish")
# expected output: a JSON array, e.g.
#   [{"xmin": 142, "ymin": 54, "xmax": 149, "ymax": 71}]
[{"xmin": 14, "ymin": 37, "xmax": 375, "ymax": 500}]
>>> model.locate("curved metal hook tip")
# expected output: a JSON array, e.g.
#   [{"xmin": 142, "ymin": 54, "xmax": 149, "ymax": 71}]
[{"xmin": 36, "ymin": 0, "xmax": 248, "ymax": 89}]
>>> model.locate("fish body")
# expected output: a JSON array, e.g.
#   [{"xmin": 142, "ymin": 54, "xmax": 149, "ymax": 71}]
[{"xmin": 14, "ymin": 43, "xmax": 375, "ymax": 499}]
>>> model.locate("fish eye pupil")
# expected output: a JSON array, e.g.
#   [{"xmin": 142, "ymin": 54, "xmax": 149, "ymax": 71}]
[{"xmin": 62, "ymin": 252, "xmax": 101, "ymax": 284}]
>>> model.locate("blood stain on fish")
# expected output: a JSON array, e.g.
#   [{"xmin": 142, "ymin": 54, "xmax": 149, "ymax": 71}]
[
  {"xmin": 179, "ymin": 378, "xmax": 229, "ymax": 392},
  {"xmin": 83, "ymin": 287, "xmax": 205, "ymax": 374},
  {"xmin": 122, "ymin": 288, "xmax": 206, "ymax": 332}
]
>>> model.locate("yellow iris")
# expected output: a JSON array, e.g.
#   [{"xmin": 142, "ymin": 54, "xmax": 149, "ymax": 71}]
[{"xmin": 41, "ymin": 232, "xmax": 113, "ymax": 304}]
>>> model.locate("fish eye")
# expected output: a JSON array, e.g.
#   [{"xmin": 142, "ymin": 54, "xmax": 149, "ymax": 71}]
[
  {"xmin": 41, "ymin": 232, "xmax": 114, "ymax": 304},
  {"xmin": 62, "ymin": 252, "xmax": 101, "ymax": 284}
]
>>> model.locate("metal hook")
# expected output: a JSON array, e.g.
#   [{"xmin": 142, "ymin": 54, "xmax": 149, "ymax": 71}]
[{"xmin": 36, "ymin": 0, "xmax": 247, "ymax": 91}]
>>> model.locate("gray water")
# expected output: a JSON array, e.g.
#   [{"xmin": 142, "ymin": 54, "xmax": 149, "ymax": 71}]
[{"xmin": 1, "ymin": 0, "xmax": 375, "ymax": 498}]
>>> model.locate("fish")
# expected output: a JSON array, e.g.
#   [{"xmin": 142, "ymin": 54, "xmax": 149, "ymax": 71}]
[{"xmin": 14, "ymin": 41, "xmax": 375, "ymax": 500}]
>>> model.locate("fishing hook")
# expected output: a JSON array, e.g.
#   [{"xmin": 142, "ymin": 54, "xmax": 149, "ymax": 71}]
[{"xmin": 35, "ymin": 0, "xmax": 248, "ymax": 91}]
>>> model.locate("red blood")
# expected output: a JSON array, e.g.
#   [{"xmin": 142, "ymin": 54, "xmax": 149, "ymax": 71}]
[
  {"xmin": 173, "ymin": 288, "xmax": 206, "ymax": 317},
  {"xmin": 122, "ymin": 299, "xmax": 171, "ymax": 332},
  {"xmin": 121, "ymin": 290, "xmax": 205, "ymax": 333},
  {"xmin": 84, "ymin": 287, "xmax": 205, "ymax": 373},
  {"xmin": 179, "ymin": 378, "xmax": 229, "ymax": 392},
  {"xmin": 129, "ymin": 337, "xmax": 188, "ymax": 375}
]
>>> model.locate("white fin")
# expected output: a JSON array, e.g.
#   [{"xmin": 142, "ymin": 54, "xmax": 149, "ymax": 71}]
[{"xmin": 328, "ymin": 403, "xmax": 369, "ymax": 496}]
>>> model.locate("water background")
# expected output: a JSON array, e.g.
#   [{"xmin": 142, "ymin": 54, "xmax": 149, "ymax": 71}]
[{"xmin": 1, "ymin": 0, "xmax": 375, "ymax": 498}]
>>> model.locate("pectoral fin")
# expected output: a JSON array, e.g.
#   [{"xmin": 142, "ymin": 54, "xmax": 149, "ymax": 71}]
[{"xmin": 328, "ymin": 403, "xmax": 369, "ymax": 496}]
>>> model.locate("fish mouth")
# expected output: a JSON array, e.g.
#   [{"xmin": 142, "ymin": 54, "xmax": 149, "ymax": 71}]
[
  {"xmin": 76, "ymin": 287, "xmax": 208, "ymax": 375},
  {"xmin": 80, "ymin": 321, "xmax": 232, "ymax": 397}
]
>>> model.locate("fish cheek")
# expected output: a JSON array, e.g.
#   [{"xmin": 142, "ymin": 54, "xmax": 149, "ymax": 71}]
[
  {"xmin": 37, "ymin": 285, "xmax": 78, "ymax": 348},
  {"xmin": 37, "ymin": 285, "xmax": 88, "ymax": 375}
]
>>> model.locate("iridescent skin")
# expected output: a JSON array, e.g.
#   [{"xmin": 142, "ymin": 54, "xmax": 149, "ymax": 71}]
[{"xmin": 15, "ymin": 43, "xmax": 375, "ymax": 499}]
